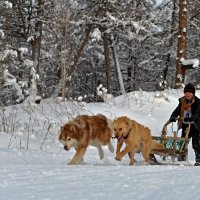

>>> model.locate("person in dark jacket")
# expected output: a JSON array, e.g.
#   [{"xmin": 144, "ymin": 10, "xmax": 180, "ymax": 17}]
[{"xmin": 169, "ymin": 83, "xmax": 200, "ymax": 165}]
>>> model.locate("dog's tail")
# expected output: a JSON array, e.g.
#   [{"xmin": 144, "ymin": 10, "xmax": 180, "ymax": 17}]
[
  {"xmin": 96, "ymin": 114, "xmax": 113, "ymax": 130},
  {"xmin": 106, "ymin": 118, "xmax": 113, "ymax": 130},
  {"xmin": 151, "ymin": 140, "xmax": 165, "ymax": 150}
]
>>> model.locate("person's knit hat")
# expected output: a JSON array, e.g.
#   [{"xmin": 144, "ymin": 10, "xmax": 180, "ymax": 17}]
[{"xmin": 184, "ymin": 83, "xmax": 195, "ymax": 94}]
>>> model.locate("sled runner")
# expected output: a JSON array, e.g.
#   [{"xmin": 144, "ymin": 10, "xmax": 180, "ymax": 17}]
[{"xmin": 150, "ymin": 120, "xmax": 191, "ymax": 163}]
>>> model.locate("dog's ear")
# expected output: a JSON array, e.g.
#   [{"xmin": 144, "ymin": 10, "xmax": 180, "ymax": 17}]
[
  {"xmin": 70, "ymin": 123, "xmax": 82, "ymax": 138},
  {"xmin": 113, "ymin": 117, "xmax": 118, "ymax": 123},
  {"xmin": 69, "ymin": 124, "xmax": 81, "ymax": 132},
  {"xmin": 125, "ymin": 117, "xmax": 132, "ymax": 127},
  {"xmin": 60, "ymin": 126, "xmax": 64, "ymax": 131}
]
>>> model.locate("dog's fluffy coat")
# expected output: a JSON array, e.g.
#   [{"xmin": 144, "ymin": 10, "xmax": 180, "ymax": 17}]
[
  {"xmin": 59, "ymin": 114, "xmax": 114, "ymax": 165},
  {"xmin": 113, "ymin": 116, "xmax": 164, "ymax": 165}
]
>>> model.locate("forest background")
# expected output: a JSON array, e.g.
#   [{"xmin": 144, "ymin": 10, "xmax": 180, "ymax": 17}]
[{"xmin": 0, "ymin": 0, "xmax": 200, "ymax": 106}]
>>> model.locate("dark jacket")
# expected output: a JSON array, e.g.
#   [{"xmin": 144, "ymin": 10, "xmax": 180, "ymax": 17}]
[{"xmin": 170, "ymin": 96, "xmax": 200, "ymax": 131}]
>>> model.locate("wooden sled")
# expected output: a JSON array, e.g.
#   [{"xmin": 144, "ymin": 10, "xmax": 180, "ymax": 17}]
[{"xmin": 151, "ymin": 120, "xmax": 191, "ymax": 163}]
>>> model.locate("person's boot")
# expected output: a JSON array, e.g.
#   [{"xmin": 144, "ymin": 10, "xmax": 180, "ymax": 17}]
[
  {"xmin": 194, "ymin": 162, "xmax": 200, "ymax": 166},
  {"xmin": 194, "ymin": 149, "xmax": 200, "ymax": 166}
]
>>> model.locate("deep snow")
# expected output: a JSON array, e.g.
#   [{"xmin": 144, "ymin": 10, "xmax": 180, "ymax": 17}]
[{"xmin": 1, "ymin": 88, "xmax": 200, "ymax": 200}]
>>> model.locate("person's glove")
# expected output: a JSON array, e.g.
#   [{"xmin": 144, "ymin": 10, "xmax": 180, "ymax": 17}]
[
  {"xmin": 184, "ymin": 117, "xmax": 193, "ymax": 123},
  {"xmin": 169, "ymin": 116, "xmax": 176, "ymax": 122}
]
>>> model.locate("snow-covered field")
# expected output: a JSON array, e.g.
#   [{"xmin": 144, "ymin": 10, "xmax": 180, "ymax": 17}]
[{"xmin": 1, "ymin": 89, "xmax": 200, "ymax": 200}]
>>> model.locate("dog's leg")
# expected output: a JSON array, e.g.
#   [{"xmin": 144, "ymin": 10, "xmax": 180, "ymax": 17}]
[
  {"xmin": 98, "ymin": 145, "xmax": 104, "ymax": 160},
  {"xmin": 115, "ymin": 141, "xmax": 123, "ymax": 161},
  {"xmin": 108, "ymin": 142, "xmax": 114, "ymax": 153},
  {"xmin": 94, "ymin": 143, "xmax": 104, "ymax": 160},
  {"xmin": 90, "ymin": 141, "xmax": 104, "ymax": 160},
  {"xmin": 141, "ymin": 140, "xmax": 151, "ymax": 164},
  {"xmin": 141, "ymin": 150, "xmax": 150, "ymax": 165},
  {"xmin": 68, "ymin": 130, "xmax": 90, "ymax": 165},
  {"xmin": 115, "ymin": 144, "xmax": 134, "ymax": 161},
  {"xmin": 128, "ymin": 151, "xmax": 136, "ymax": 166},
  {"xmin": 75, "ymin": 147, "xmax": 84, "ymax": 164},
  {"xmin": 68, "ymin": 147, "xmax": 86, "ymax": 165}
]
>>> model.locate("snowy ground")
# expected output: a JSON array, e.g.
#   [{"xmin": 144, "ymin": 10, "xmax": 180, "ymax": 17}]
[{"xmin": 1, "ymin": 88, "xmax": 200, "ymax": 200}]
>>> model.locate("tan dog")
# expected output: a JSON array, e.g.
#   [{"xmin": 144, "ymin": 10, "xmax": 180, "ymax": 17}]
[
  {"xmin": 113, "ymin": 116, "xmax": 164, "ymax": 165},
  {"xmin": 59, "ymin": 114, "xmax": 114, "ymax": 165}
]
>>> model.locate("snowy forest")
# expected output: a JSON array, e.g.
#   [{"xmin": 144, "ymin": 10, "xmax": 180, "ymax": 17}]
[{"xmin": 0, "ymin": 0, "xmax": 200, "ymax": 106}]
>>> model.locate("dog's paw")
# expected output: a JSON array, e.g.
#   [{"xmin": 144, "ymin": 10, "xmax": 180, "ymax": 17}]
[
  {"xmin": 108, "ymin": 143, "xmax": 114, "ymax": 153},
  {"xmin": 99, "ymin": 154, "xmax": 104, "ymax": 160},
  {"xmin": 68, "ymin": 161, "xmax": 76, "ymax": 165},
  {"xmin": 68, "ymin": 160, "xmax": 78, "ymax": 165},
  {"xmin": 115, "ymin": 156, "xmax": 122, "ymax": 161},
  {"xmin": 129, "ymin": 160, "xmax": 134, "ymax": 166}
]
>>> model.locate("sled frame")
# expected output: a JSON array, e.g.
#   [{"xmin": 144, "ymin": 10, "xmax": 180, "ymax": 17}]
[{"xmin": 151, "ymin": 121, "xmax": 191, "ymax": 162}]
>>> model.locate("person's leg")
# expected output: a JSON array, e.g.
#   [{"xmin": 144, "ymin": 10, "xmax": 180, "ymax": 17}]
[
  {"xmin": 181, "ymin": 123, "xmax": 187, "ymax": 137},
  {"xmin": 191, "ymin": 126, "xmax": 200, "ymax": 165}
]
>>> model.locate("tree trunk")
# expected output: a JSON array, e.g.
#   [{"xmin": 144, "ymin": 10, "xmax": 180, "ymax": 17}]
[
  {"xmin": 164, "ymin": 0, "xmax": 177, "ymax": 81},
  {"xmin": 63, "ymin": 8, "xmax": 102, "ymax": 96},
  {"xmin": 29, "ymin": 0, "xmax": 44, "ymax": 100},
  {"xmin": 103, "ymin": 30, "xmax": 112, "ymax": 94},
  {"xmin": 111, "ymin": 39, "xmax": 125, "ymax": 95},
  {"xmin": 0, "ymin": 60, "xmax": 4, "ymax": 106},
  {"xmin": 175, "ymin": 0, "xmax": 187, "ymax": 88},
  {"xmin": 60, "ymin": 10, "xmax": 69, "ymax": 101},
  {"xmin": 68, "ymin": 25, "xmax": 93, "ymax": 76},
  {"xmin": 32, "ymin": 0, "xmax": 43, "ymax": 74}
]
